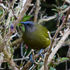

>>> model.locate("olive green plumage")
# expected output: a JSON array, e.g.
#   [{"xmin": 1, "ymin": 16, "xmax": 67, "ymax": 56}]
[{"xmin": 21, "ymin": 21, "xmax": 51, "ymax": 50}]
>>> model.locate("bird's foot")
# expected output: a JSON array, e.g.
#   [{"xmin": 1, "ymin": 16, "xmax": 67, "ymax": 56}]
[{"xmin": 29, "ymin": 49, "xmax": 44, "ymax": 64}]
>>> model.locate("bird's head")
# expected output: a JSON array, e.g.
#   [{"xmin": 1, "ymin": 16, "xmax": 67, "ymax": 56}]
[{"xmin": 20, "ymin": 21, "xmax": 35, "ymax": 32}]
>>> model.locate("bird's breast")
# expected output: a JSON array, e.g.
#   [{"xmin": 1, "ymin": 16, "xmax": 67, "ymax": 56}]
[{"xmin": 23, "ymin": 31, "xmax": 50, "ymax": 50}]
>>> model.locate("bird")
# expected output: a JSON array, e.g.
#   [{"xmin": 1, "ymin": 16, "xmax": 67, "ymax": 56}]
[{"xmin": 20, "ymin": 21, "xmax": 51, "ymax": 50}]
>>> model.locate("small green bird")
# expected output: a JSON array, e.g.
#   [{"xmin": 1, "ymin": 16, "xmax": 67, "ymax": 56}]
[{"xmin": 21, "ymin": 21, "xmax": 51, "ymax": 50}]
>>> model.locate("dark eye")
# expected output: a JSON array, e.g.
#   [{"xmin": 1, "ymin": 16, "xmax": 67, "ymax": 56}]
[{"xmin": 27, "ymin": 24, "xmax": 30, "ymax": 26}]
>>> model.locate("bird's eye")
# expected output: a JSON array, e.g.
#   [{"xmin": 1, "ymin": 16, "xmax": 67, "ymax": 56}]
[{"xmin": 27, "ymin": 24, "xmax": 30, "ymax": 26}]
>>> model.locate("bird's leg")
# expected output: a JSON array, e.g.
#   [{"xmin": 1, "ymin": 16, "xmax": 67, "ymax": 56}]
[
  {"xmin": 32, "ymin": 49, "xmax": 38, "ymax": 64},
  {"xmin": 38, "ymin": 49, "xmax": 44, "ymax": 58},
  {"xmin": 30, "ymin": 49, "xmax": 38, "ymax": 64},
  {"xmin": 20, "ymin": 43, "xmax": 24, "ymax": 57},
  {"xmin": 30, "ymin": 49, "xmax": 44, "ymax": 64}
]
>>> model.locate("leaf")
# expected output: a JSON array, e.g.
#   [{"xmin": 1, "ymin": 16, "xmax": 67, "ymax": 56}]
[
  {"xmin": 52, "ymin": 4, "xmax": 58, "ymax": 9},
  {"xmin": 11, "ymin": 16, "xmax": 15, "ymax": 21},
  {"xmin": 22, "ymin": 26, "xmax": 25, "ymax": 32},
  {"xmin": 60, "ymin": 5, "xmax": 68, "ymax": 10},
  {"xmin": 18, "ymin": 23, "xmax": 22, "ymax": 26},
  {"xmin": 0, "ymin": 9, "xmax": 3, "ymax": 17},
  {"xmin": 10, "ymin": 47, "xmax": 14, "ymax": 54},
  {"xmin": 52, "ymin": 9, "xmax": 58, "ymax": 12},
  {"xmin": 22, "ymin": 15, "xmax": 32, "ymax": 22},
  {"xmin": 50, "ymin": 67, "xmax": 56, "ymax": 70},
  {"xmin": 60, "ymin": 57, "xmax": 69, "ymax": 61},
  {"xmin": 0, "ymin": 10, "xmax": 3, "ymax": 15}
]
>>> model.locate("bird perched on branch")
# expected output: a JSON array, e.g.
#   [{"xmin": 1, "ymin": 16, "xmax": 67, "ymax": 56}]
[{"xmin": 20, "ymin": 21, "xmax": 51, "ymax": 50}]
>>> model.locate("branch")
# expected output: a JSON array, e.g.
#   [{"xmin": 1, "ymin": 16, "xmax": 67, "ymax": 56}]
[
  {"xmin": 38, "ymin": 6, "xmax": 70, "ymax": 24},
  {"xmin": 13, "ymin": 0, "xmax": 32, "ymax": 27},
  {"xmin": 40, "ymin": 28, "xmax": 70, "ymax": 70},
  {"xmin": 34, "ymin": 0, "xmax": 40, "ymax": 23},
  {"xmin": 0, "ymin": 35, "xmax": 19, "ymax": 70},
  {"xmin": 3, "ymin": 49, "xmax": 19, "ymax": 70},
  {"xmin": 10, "ymin": 38, "xmax": 23, "ymax": 47},
  {"xmin": 43, "ymin": 7, "xmax": 70, "ymax": 70},
  {"xmin": 5, "ymin": 0, "xmax": 32, "ymax": 45},
  {"xmin": 0, "ymin": 3, "xmax": 8, "ymax": 10},
  {"xmin": 65, "ymin": 0, "xmax": 70, "ymax": 4},
  {"xmin": 47, "ymin": 28, "xmax": 70, "ymax": 65}
]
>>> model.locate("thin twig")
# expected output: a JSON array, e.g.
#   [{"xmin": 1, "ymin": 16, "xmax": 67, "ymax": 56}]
[
  {"xmin": 47, "ymin": 28, "xmax": 70, "ymax": 65},
  {"xmin": 38, "ymin": 6, "xmax": 70, "ymax": 24},
  {"xmin": 44, "ymin": 7, "xmax": 70, "ymax": 70},
  {"xmin": 34, "ymin": 0, "xmax": 40, "ymax": 23},
  {"xmin": 40, "ymin": 28, "xmax": 70, "ymax": 70}
]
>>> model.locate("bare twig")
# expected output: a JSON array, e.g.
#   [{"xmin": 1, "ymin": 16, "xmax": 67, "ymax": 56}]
[
  {"xmin": 0, "ymin": 3, "xmax": 8, "ymax": 10},
  {"xmin": 50, "ymin": 7, "xmax": 70, "ymax": 49},
  {"xmin": 67, "ymin": 45, "xmax": 70, "ymax": 57},
  {"xmin": 0, "ymin": 0, "xmax": 32, "ymax": 70},
  {"xmin": 38, "ymin": 6, "xmax": 70, "ymax": 24},
  {"xmin": 44, "ymin": 7, "xmax": 70, "ymax": 70},
  {"xmin": 65, "ymin": 0, "xmax": 70, "ymax": 4},
  {"xmin": 28, "ymin": 4, "xmax": 35, "ymax": 15},
  {"xmin": 10, "ymin": 38, "xmax": 23, "ymax": 47},
  {"xmin": 40, "ymin": 28, "xmax": 70, "ymax": 70},
  {"xmin": 13, "ymin": 0, "xmax": 32, "ymax": 27},
  {"xmin": 47, "ymin": 28, "xmax": 70, "ymax": 65},
  {"xmin": 34, "ymin": 0, "xmax": 40, "ymax": 23},
  {"xmin": 0, "ymin": 35, "xmax": 19, "ymax": 70},
  {"xmin": 3, "ymin": 49, "xmax": 19, "ymax": 70},
  {"xmin": 5, "ymin": 0, "xmax": 32, "ymax": 48}
]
